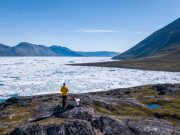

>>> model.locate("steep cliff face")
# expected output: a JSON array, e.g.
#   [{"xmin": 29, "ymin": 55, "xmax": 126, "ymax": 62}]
[{"xmin": 113, "ymin": 18, "xmax": 180, "ymax": 59}]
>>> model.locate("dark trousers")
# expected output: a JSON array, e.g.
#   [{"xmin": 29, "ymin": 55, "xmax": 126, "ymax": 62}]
[{"xmin": 62, "ymin": 96, "xmax": 67, "ymax": 107}]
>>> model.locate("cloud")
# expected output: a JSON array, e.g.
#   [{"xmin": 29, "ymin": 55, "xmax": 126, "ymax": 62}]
[
  {"xmin": 68, "ymin": 29, "xmax": 148, "ymax": 34},
  {"xmin": 134, "ymin": 31, "xmax": 147, "ymax": 34},
  {"xmin": 68, "ymin": 29, "xmax": 123, "ymax": 33},
  {"xmin": 27, "ymin": 32, "xmax": 32, "ymax": 36}
]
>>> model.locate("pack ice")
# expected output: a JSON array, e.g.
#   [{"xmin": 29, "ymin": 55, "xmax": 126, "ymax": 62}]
[{"xmin": 0, "ymin": 57, "xmax": 180, "ymax": 99}]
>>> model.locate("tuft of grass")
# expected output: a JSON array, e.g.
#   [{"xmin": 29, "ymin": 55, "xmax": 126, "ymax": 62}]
[
  {"xmin": 0, "ymin": 104, "xmax": 37, "ymax": 134},
  {"xmin": 137, "ymin": 89, "xmax": 180, "ymax": 125},
  {"xmin": 1, "ymin": 115, "xmax": 27, "ymax": 122},
  {"xmin": 130, "ymin": 87, "xmax": 158, "ymax": 98},
  {"xmin": 93, "ymin": 87, "xmax": 180, "ymax": 126},
  {"xmin": 152, "ymin": 99, "xmax": 180, "ymax": 120},
  {"xmin": 0, "ymin": 128, "xmax": 5, "ymax": 133},
  {"xmin": 35, "ymin": 118, "xmax": 65, "ymax": 126},
  {"xmin": 93, "ymin": 101, "xmax": 151, "ymax": 117}
]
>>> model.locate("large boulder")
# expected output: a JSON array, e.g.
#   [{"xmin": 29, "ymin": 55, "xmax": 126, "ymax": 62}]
[
  {"xmin": 0, "ymin": 97, "xmax": 19, "ymax": 110},
  {"xmin": 11, "ymin": 119, "xmax": 95, "ymax": 135},
  {"xmin": 153, "ymin": 84, "xmax": 180, "ymax": 95},
  {"xmin": 56, "ymin": 107, "xmax": 101, "ymax": 129},
  {"xmin": 126, "ymin": 118, "xmax": 180, "ymax": 135},
  {"xmin": 64, "ymin": 119, "xmax": 95, "ymax": 135},
  {"xmin": 58, "ymin": 107, "xmax": 97, "ymax": 120},
  {"xmin": 11, "ymin": 123, "xmax": 65, "ymax": 135},
  {"xmin": 100, "ymin": 116, "xmax": 133, "ymax": 135}
]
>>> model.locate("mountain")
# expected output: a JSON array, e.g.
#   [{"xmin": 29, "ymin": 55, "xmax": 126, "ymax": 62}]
[
  {"xmin": 0, "ymin": 43, "xmax": 14, "ymax": 56},
  {"xmin": 113, "ymin": 18, "xmax": 180, "ymax": 59},
  {"xmin": 77, "ymin": 51, "xmax": 119, "ymax": 57},
  {"xmin": 144, "ymin": 44, "xmax": 180, "ymax": 61},
  {"xmin": 13, "ymin": 42, "xmax": 57, "ymax": 56},
  {"xmin": 50, "ymin": 46, "xmax": 82, "ymax": 56},
  {"xmin": 0, "ymin": 42, "xmax": 119, "ymax": 57}
]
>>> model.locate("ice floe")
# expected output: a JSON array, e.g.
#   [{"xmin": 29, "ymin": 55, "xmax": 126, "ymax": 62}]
[{"xmin": 0, "ymin": 57, "xmax": 180, "ymax": 99}]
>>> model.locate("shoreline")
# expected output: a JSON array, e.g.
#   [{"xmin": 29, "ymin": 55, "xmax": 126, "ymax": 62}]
[
  {"xmin": 68, "ymin": 58, "xmax": 180, "ymax": 72},
  {"xmin": 1, "ymin": 83, "xmax": 180, "ymax": 103}
]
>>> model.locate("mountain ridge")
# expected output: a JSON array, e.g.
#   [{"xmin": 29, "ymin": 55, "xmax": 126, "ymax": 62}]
[
  {"xmin": 113, "ymin": 18, "xmax": 180, "ymax": 59},
  {"xmin": 0, "ymin": 42, "xmax": 119, "ymax": 57}
]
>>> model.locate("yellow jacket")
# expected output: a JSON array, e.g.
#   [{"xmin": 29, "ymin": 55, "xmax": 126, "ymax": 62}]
[{"xmin": 60, "ymin": 86, "xmax": 69, "ymax": 96}]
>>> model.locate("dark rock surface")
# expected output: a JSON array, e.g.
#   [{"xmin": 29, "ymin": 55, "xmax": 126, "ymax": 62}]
[
  {"xmin": 1, "ymin": 84, "xmax": 180, "ymax": 135},
  {"xmin": 0, "ymin": 97, "xmax": 20, "ymax": 110},
  {"xmin": 153, "ymin": 84, "xmax": 180, "ymax": 95},
  {"xmin": 126, "ymin": 118, "xmax": 180, "ymax": 135},
  {"xmin": 10, "ymin": 107, "xmax": 180, "ymax": 135},
  {"xmin": 11, "ymin": 119, "xmax": 95, "ymax": 135}
]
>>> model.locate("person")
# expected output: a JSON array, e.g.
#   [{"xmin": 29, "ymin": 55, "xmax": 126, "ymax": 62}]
[{"xmin": 60, "ymin": 83, "xmax": 69, "ymax": 108}]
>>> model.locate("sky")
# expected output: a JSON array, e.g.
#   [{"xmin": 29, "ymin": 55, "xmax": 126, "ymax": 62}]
[{"xmin": 0, "ymin": 0, "xmax": 179, "ymax": 52}]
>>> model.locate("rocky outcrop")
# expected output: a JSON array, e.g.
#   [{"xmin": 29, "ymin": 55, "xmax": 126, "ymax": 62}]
[
  {"xmin": 0, "ymin": 97, "xmax": 19, "ymax": 110},
  {"xmin": 10, "ymin": 107, "xmax": 180, "ymax": 135},
  {"xmin": 1, "ymin": 84, "xmax": 180, "ymax": 135},
  {"xmin": 153, "ymin": 84, "xmax": 180, "ymax": 95},
  {"xmin": 126, "ymin": 118, "xmax": 180, "ymax": 135},
  {"xmin": 11, "ymin": 119, "xmax": 95, "ymax": 135}
]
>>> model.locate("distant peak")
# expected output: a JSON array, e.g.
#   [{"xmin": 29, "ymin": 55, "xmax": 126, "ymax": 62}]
[
  {"xmin": 50, "ymin": 45, "xmax": 62, "ymax": 47},
  {"xmin": 50, "ymin": 45, "xmax": 69, "ymax": 50},
  {"xmin": 50, "ymin": 45, "xmax": 64, "ymax": 48},
  {"xmin": 17, "ymin": 42, "xmax": 35, "ymax": 46},
  {"xmin": 0, "ymin": 43, "xmax": 9, "ymax": 48},
  {"xmin": 19, "ymin": 42, "xmax": 32, "ymax": 44}
]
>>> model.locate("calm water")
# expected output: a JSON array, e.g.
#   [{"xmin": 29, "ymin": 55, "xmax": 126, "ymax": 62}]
[{"xmin": 147, "ymin": 104, "xmax": 161, "ymax": 109}]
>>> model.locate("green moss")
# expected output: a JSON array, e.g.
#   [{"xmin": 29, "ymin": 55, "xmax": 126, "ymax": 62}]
[
  {"xmin": 94, "ymin": 105, "xmax": 111, "ymax": 114},
  {"xmin": 93, "ymin": 101, "xmax": 151, "ymax": 117},
  {"xmin": 130, "ymin": 87, "xmax": 158, "ymax": 98},
  {"xmin": 153, "ymin": 99, "xmax": 180, "ymax": 120},
  {"xmin": 36, "ymin": 118, "xmax": 65, "ymax": 125},
  {"xmin": 1, "ymin": 115, "xmax": 27, "ymax": 122},
  {"xmin": 137, "ymin": 89, "xmax": 180, "ymax": 123},
  {"xmin": 94, "ymin": 87, "xmax": 180, "ymax": 126},
  {"xmin": 0, "ymin": 125, "xmax": 18, "ymax": 135},
  {"xmin": 0, "ymin": 104, "xmax": 37, "ymax": 134},
  {"xmin": 0, "ymin": 128, "xmax": 5, "ymax": 133},
  {"xmin": 138, "ymin": 97, "xmax": 160, "ymax": 105},
  {"xmin": 117, "ymin": 105, "xmax": 151, "ymax": 116}
]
